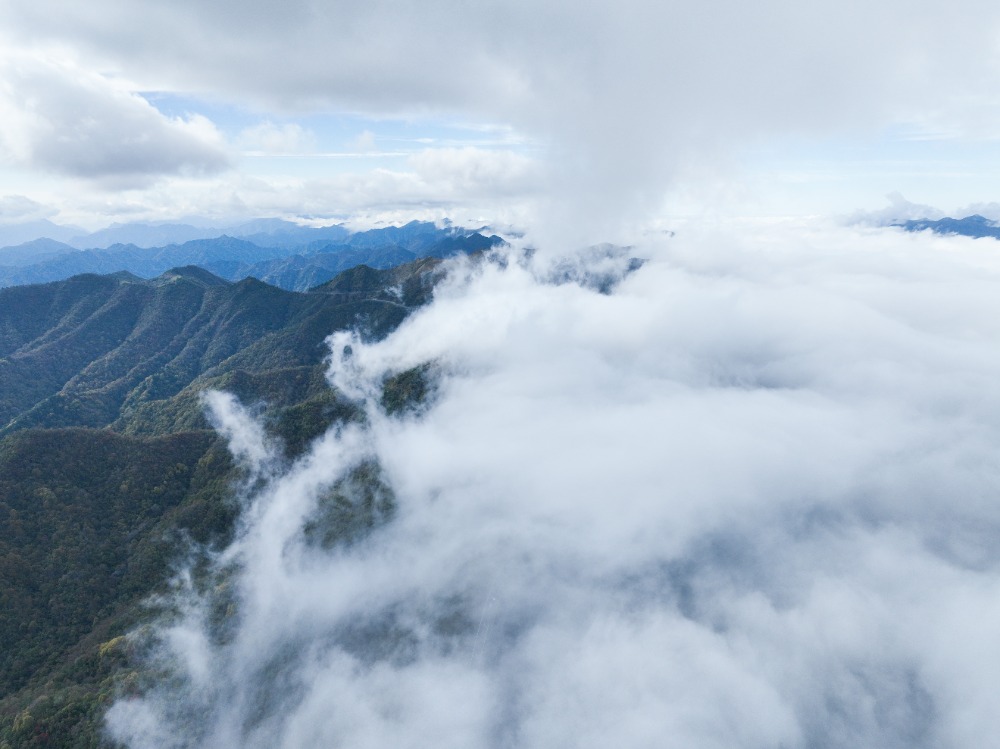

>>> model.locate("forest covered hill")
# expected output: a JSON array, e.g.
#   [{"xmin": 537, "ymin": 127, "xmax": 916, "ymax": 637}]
[{"xmin": 0, "ymin": 256, "xmax": 446, "ymax": 747}]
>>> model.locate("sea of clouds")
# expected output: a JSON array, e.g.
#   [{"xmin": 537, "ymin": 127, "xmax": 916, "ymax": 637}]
[{"xmin": 106, "ymin": 219, "xmax": 1000, "ymax": 748}]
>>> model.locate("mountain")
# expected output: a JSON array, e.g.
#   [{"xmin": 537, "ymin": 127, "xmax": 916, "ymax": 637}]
[
  {"xmin": 0, "ymin": 238, "xmax": 77, "ymax": 267},
  {"xmin": 0, "ymin": 225, "xmax": 503, "ymax": 291},
  {"xmin": 206, "ymin": 232, "xmax": 504, "ymax": 291},
  {"xmin": 225, "ymin": 218, "xmax": 351, "ymax": 248},
  {"xmin": 0, "ymin": 219, "xmax": 85, "ymax": 248},
  {"xmin": 0, "ymin": 259, "xmax": 442, "ymax": 437},
  {"xmin": 0, "ymin": 237, "xmax": 289, "ymax": 288},
  {"xmin": 899, "ymin": 214, "xmax": 1000, "ymax": 239},
  {"xmin": 345, "ymin": 219, "xmax": 476, "ymax": 253},
  {"xmin": 67, "ymin": 218, "xmax": 352, "ymax": 251},
  {"xmin": 68, "ymin": 222, "xmax": 218, "ymax": 250},
  {"xmin": 0, "ymin": 257, "xmax": 449, "ymax": 746}
]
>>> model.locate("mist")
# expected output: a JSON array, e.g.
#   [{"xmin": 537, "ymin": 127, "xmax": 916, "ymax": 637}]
[{"xmin": 105, "ymin": 221, "xmax": 1000, "ymax": 748}]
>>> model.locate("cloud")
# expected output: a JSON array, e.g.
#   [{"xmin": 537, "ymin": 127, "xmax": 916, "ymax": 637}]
[
  {"xmin": 56, "ymin": 147, "xmax": 541, "ymax": 230},
  {"xmin": 236, "ymin": 121, "xmax": 316, "ymax": 155},
  {"xmin": 0, "ymin": 53, "xmax": 230, "ymax": 186},
  {"xmin": 350, "ymin": 129, "xmax": 377, "ymax": 153},
  {"xmin": 407, "ymin": 147, "xmax": 540, "ymax": 198},
  {"xmin": 107, "ymin": 222, "xmax": 1000, "ymax": 748},
  {"xmin": 847, "ymin": 191, "xmax": 945, "ymax": 226},
  {"xmin": 0, "ymin": 194, "xmax": 56, "ymax": 223},
  {"xmin": 954, "ymin": 201, "xmax": 1000, "ymax": 221},
  {"xmin": 5, "ymin": 1, "xmax": 1000, "ymax": 236}
]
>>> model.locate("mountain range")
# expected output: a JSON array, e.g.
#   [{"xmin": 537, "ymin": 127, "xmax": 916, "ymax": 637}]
[
  {"xmin": 0, "ymin": 221, "xmax": 504, "ymax": 291},
  {"xmin": 0, "ymin": 217, "xmax": 351, "ymax": 251},
  {"xmin": 898, "ymin": 214, "xmax": 1000, "ymax": 239}
]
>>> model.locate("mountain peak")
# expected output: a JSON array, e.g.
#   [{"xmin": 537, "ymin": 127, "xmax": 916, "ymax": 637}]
[{"xmin": 153, "ymin": 265, "xmax": 231, "ymax": 287}]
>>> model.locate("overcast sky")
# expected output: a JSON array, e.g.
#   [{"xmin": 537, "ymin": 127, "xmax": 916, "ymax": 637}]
[{"xmin": 3, "ymin": 0, "xmax": 1000, "ymax": 232}]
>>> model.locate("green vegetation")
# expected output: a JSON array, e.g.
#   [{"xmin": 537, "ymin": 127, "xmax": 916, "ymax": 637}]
[{"xmin": 0, "ymin": 257, "xmax": 448, "ymax": 747}]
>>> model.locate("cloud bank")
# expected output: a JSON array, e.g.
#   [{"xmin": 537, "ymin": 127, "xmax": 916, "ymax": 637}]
[{"xmin": 107, "ymin": 223, "xmax": 1000, "ymax": 748}]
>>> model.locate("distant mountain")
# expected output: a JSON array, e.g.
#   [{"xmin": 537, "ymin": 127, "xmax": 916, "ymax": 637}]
[
  {"xmin": 68, "ymin": 221, "xmax": 217, "ymax": 249},
  {"xmin": 0, "ymin": 237, "xmax": 77, "ymax": 267},
  {"xmin": 0, "ymin": 218, "xmax": 502, "ymax": 257},
  {"xmin": 899, "ymin": 214, "xmax": 1000, "ymax": 239},
  {"xmin": 226, "ymin": 218, "xmax": 351, "ymax": 248},
  {"xmin": 207, "ymin": 232, "xmax": 504, "ymax": 291},
  {"xmin": 345, "ymin": 219, "xmax": 475, "ymax": 253},
  {"xmin": 0, "ymin": 219, "xmax": 85, "ymax": 247},
  {"xmin": 0, "ymin": 236, "xmax": 288, "ymax": 287},
  {"xmin": 0, "ymin": 224, "xmax": 504, "ymax": 290}
]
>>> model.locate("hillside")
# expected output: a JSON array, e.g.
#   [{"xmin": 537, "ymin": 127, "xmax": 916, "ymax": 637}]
[
  {"xmin": 0, "ymin": 257, "xmax": 448, "ymax": 747},
  {"xmin": 0, "ymin": 259, "xmax": 442, "ymax": 440}
]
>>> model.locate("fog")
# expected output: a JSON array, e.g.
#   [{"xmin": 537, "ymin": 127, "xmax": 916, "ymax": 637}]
[{"xmin": 107, "ymin": 221, "xmax": 1000, "ymax": 748}]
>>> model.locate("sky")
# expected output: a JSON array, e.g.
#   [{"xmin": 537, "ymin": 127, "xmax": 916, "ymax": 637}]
[{"xmin": 3, "ymin": 0, "xmax": 1000, "ymax": 234}]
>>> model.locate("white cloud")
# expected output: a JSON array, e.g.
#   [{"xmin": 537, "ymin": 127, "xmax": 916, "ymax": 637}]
[
  {"xmin": 4, "ymin": 1, "xmax": 1000, "ymax": 232},
  {"xmin": 408, "ymin": 147, "xmax": 540, "ymax": 197},
  {"xmin": 350, "ymin": 129, "xmax": 377, "ymax": 153},
  {"xmin": 107, "ymin": 222, "xmax": 1000, "ymax": 748},
  {"xmin": 0, "ymin": 53, "xmax": 230, "ymax": 187},
  {"xmin": 847, "ymin": 191, "xmax": 945, "ymax": 226},
  {"xmin": 45, "ymin": 148, "xmax": 541, "ymax": 230},
  {"xmin": 0, "ymin": 194, "xmax": 56, "ymax": 223},
  {"xmin": 236, "ymin": 121, "xmax": 316, "ymax": 155}
]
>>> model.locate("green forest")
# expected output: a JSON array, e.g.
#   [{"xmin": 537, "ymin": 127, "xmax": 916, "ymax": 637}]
[{"xmin": 0, "ymin": 258, "xmax": 443, "ymax": 747}]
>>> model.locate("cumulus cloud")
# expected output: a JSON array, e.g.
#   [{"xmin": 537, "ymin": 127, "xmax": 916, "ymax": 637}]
[
  {"xmin": 0, "ymin": 53, "xmax": 230, "ymax": 186},
  {"xmin": 107, "ymin": 223, "xmax": 1000, "ymax": 748}
]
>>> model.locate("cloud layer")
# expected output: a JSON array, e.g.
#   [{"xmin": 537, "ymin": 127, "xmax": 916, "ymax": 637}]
[{"xmin": 108, "ymin": 223, "xmax": 1000, "ymax": 748}]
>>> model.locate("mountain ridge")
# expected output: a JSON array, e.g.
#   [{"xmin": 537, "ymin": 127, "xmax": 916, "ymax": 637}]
[{"xmin": 0, "ymin": 222, "xmax": 504, "ymax": 291}]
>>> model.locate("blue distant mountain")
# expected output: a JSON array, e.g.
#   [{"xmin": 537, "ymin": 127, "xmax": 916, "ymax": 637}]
[
  {"xmin": 899, "ymin": 214, "xmax": 1000, "ymax": 239},
  {"xmin": 0, "ymin": 238, "xmax": 77, "ymax": 267},
  {"xmin": 69, "ymin": 222, "xmax": 217, "ymax": 249},
  {"xmin": 0, "ymin": 222, "xmax": 505, "ymax": 289},
  {"xmin": 225, "ymin": 218, "xmax": 351, "ymax": 248},
  {"xmin": 0, "ymin": 219, "xmax": 85, "ymax": 247}
]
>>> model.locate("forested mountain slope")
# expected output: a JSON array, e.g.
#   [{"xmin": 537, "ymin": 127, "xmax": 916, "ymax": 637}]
[
  {"xmin": 0, "ymin": 257, "xmax": 447, "ymax": 747},
  {"xmin": 0, "ymin": 259, "xmax": 441, "ymax": 439}
]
